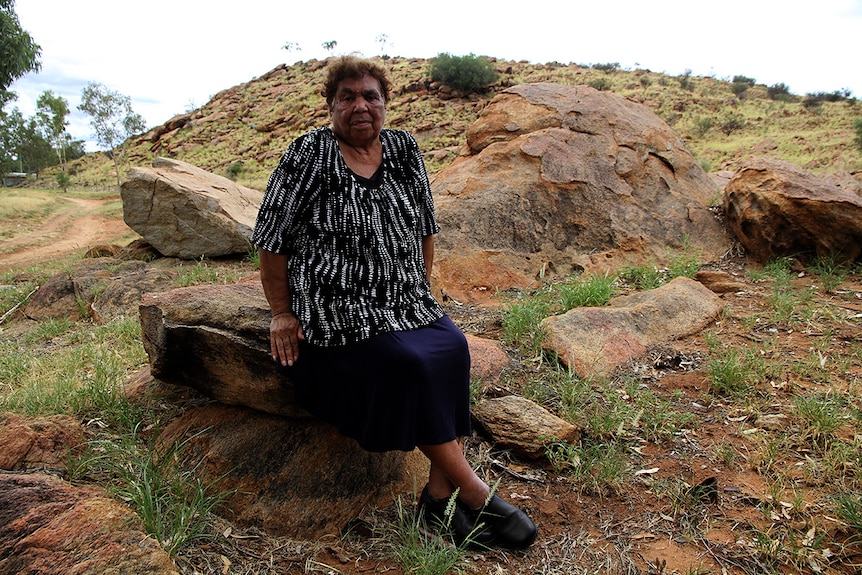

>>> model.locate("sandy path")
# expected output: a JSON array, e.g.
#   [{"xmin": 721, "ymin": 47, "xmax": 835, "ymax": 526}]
[{"xmin": 0, "ymin": 197, "xmax": 134, "ymax": 272}]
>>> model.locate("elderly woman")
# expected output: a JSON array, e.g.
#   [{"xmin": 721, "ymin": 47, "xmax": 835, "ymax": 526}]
[{"xmin": 251, "ymin": 56, "xmax": 536, "ymax": 549}]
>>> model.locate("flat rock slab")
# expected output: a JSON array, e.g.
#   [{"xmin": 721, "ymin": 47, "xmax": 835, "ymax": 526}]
[{"xmin": 541, "ymin": 277, "xmax": 723, "ymax": 377}]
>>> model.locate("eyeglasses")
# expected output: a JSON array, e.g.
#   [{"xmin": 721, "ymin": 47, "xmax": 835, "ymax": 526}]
[{"xmin": 333, "ymin": 89, "xmax": 385, "ymax": 109}]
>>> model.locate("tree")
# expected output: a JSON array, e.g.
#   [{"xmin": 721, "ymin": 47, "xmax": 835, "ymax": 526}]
[
  {"xmin": 322, "ymin": 40, "xmax": 337, "ymax": 55},
  {"xmin": 36, "ymin": 90, "xmax": 70, "ymax": 189},
  {"xmin": 78, "ymin": 82, "xmax": 146, "ymax": 188},
  {"xmin": 0, "ymin": 107, "xmax": 52, "ymax": 174},
  {"xmin": 0, "ymin": 0, "xmax": 41, "ymax": 110},
  {"xmin": 375, "ymin": 33, "xmax": 389, "ymax": 56},
  {"xmin": 281, "ymin": 41, "xmax": 301, "ymax": 54}
]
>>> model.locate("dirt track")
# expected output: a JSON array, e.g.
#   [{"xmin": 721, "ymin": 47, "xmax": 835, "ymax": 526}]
[{"xmin": 0, "ymin": 197, "xmax": 133, "ymax": 272}]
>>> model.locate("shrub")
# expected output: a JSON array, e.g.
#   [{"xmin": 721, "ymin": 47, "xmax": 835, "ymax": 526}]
[
  {"xmin": 720, "ymin": 113, "xmax": 746, "ymax": 135},
  {"xmin": 803, "ymin": 89, "xmax": 853, "ymax": 108},
  {"xmin": 678, "ymin": 70, "xmax": 694, "ymax": 91},
  {"xmin": 592, "ymin": 62, "xmax": 620, "ymax": 73},
  {"xmin": 692, "ymin": 115, "xmax": 713, "ymax": 137},
  {"xmin": 731, "ymin": 82, "xmax": 750, "ymax": 97},
  {"xmin": 767, "ymin": 82, "xmax": 792, "ymax": 100},
  {"xmin": 55, "ymin": 171, "xmax": 71, "ymax": 191},
  {"xmin": 428, "ymin": 53, "xmax": 498, "ymax": 93},
  {"xmin": 731, "ymin": 75, "xmax": 756, "ymax": 87},
  {"xmin": 588, "ymin": 77, "xmax": 611, "ymax": 91},
  {"xmin": 226, "ymin": 160, "xmax": 243, "ymax": 181}
]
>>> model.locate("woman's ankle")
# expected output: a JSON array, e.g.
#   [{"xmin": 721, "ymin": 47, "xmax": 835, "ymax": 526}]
[{"xmin": 457, "ymin": 484, "xmax": 490, "ymax": 510}]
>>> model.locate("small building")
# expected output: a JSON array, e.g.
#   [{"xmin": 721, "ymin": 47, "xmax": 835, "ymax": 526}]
[{"xmin": 1, "ymin": 173, "xmax": 28, "ymax": 187}]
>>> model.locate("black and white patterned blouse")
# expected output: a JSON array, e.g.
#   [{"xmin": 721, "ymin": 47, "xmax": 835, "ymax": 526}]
[{"xmin": 252, "ymin": 127, "xmax": 444, "ymax": 346}]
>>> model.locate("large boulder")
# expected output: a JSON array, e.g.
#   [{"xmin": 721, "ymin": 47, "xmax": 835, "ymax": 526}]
[
  {"xmin": 541, "ymin": 277, "xmax": 723, "ymax": 378},
  {"xmin": 139, "ymin": 281, "xmax": 301, "ymax": 417},
  {"xmin": 139, "ymin": 281, "xmax": 515, "ymax": 417},
  {"xmin": 121, "ymin": 157, "xmax": 263, "ymax": 259},
  {"xmin": 723, "ymin": 158, "xmax": 862, "ymax": 263},
  {"xmin": 0, "ymin": 473, "xmax": 178, "ymax": 575},
  {"xmin": 431, "ymin": 83, "xmax": 731, "ymax": 304}
]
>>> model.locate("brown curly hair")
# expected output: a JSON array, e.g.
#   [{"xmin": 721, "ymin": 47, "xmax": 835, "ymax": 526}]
[{"xmin": 322, "ymin": 56, "xmax": 392, "ymax": 106}]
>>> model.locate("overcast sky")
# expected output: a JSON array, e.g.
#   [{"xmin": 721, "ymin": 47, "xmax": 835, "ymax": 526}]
[{"xmin": 8, "ymin": 0, "xmax": 862, "ymax": 151}]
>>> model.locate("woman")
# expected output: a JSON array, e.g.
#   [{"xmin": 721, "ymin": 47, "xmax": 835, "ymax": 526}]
[{"xmin": 251, "ymin": 56, "xmax": 536, "ymax": 549}]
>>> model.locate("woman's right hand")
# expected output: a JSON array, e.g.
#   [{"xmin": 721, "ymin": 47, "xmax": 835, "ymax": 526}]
[{"xmin": 270, "ymin": 311, "xmax": 304, "ymax": 367}]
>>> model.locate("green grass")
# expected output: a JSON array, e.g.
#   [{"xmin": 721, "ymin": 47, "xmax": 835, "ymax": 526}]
[
  {"xmin": 73, "ymin": 426, "xmax": 230, "ymax": 556},
  {"xmin": 375, "ymin": 496, "xmax": 471, "ymax": 575},
  {"xmin": 0, "ymin": 316, "xmax": 147, "ymax": 422}
]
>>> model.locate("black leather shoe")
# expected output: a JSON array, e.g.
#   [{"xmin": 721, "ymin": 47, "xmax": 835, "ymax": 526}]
[
  {"xmin": 418, "ymin": 485, "xmax": 494, "ymax": 548},
  {"xmin": 460, "ymin": 494, "xmax": 537, "ymax": 549}
]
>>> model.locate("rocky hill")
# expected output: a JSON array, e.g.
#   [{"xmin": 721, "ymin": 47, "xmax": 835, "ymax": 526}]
[{"xmin": 45, "ymin": 57, "xmax": 862, "ymax": 191}]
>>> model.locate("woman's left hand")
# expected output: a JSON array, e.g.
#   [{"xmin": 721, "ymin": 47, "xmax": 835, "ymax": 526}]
[{"xmin": 270, "ymin": 310, "xmax": 304, "ymax": 366}]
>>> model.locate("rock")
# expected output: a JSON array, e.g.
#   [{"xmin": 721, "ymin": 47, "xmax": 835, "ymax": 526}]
[
  {"xmin": 541, "ymin": 277, "xmax": 723, "ymax": 377},
  {"xmin": 0, "ymin": 413, "xmax": 84, "ymax": 471},
  {"xmin": 471, "ymin": 395, "xmax": 579, "ymax": 459},
  {"xmin": 755, "ymin": 413, "xmax": 789, "ymax": 431},
  {"xmin": 157, "ymin": 404, "xmax": 429, "ymax": 538},
  {"xmin": 695, "ymin": 270, "xmax": 748, "ymax": 294},
  {"xmin": 0, "ymin": 473, "xmax": 179, "ymax": 575},
  {"xmin": 709, "ymin": 170, "xmax": 736, "ymax": 193},
  {"xmin": 431, "ymin": 83, "xmax": 731, "ymax": 304},
  {"xmin": 140, "ymin": 282, "xmax": 513, "ymax": 417},
  {"xmin": 121, "ymin": 157, "xmax": 263, "ymax": 259},
  {"xmin": 118, "ymin": 238, "xmax": 163, "ymax": 261},
  {"xmin": 84, "ymin": 243, "xmax": 123, "ymax": 258},
  {"xmin": 464, "ymin": 334, "xmax": 511, "ymax": 389},
  {"xmin": 23, "ymin": 257, "xmax": 177, "ymax": 323},
  {"xmin": 724, "ymin": 158, "xmax": 862, "ymax": 264},
  {"xmin": 139, "ymin": 282, "xmax": 302, "ymax": 417}
]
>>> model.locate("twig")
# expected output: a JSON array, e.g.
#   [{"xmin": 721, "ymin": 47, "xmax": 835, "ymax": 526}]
[{"xmin": 0, "ymin": 287, "xmax": 38, "ymax": 325}]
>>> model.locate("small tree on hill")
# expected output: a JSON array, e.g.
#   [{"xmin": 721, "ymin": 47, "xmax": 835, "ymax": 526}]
[
  {"xmin": 428, "ymin": 53, "xmax": 498, "ymax": 94},
  {"xmin": 78, "ymin": 82, "xmax": 146, "ymax": 188},
  {"xmin": 322, "ymin": 40, "xmax": 337, "ymax": 55}
]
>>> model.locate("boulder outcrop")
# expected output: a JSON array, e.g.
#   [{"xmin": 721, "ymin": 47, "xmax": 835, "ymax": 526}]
[
  {"xmin": 723, "ymin": 158, "xmax": 862, "ymax": 263},
  {"xmin": 541, "ymin": 277, "xmax": 723, "ymax": 377},
  {"xmin": 136, "ymin": 281, "xmax": 520, "ymax": 538},
  {"xmin": 431, "ymin": 83, "xmax": 731, "ymax": 304},
  {"xmin": 139, "ymin": 281, "xmax": 300, "ymax": 417},
  {"xmin": 121, "ymin": 157, "xmax": 263, "ymax": 259},
  {"xmin": 0, "ymin": 473, "xmax": 179, "ymax": 575}
]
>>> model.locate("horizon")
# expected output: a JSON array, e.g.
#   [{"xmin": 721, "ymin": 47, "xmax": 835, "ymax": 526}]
[{"xmin": 7, "ymin": 0, "xmax": 862, "ymax": 152}]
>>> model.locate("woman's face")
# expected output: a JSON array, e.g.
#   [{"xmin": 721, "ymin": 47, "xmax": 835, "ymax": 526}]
[{"xmin": 329, "ymin": 74, "xmax": 386, "ymax": 147}]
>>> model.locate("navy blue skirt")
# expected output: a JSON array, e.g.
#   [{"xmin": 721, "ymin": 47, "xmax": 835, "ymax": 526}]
[{"xmin": 279, "ymin": 315, "xmax": 472, "ymax": 452}]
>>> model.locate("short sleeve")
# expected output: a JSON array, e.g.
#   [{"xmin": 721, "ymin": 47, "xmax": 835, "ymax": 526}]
[
  {"xmin": 401, "ymin": 132, "xmax": 440, "ymax": 237},
  {"xmin": 252, "ymin": 131, "xmax": 322, "ymax": 253}
]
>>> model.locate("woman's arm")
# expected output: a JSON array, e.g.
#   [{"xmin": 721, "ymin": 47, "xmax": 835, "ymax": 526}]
[
  {"xmin": 422, "ymin": 234, "xmax": 434, "ymax": 282},
  {"xmin": 259, "ymin": 248, "xmax": 304, "ymax": 366}
]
